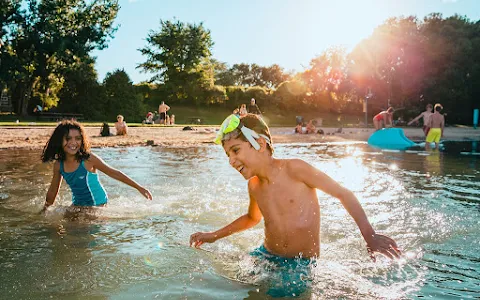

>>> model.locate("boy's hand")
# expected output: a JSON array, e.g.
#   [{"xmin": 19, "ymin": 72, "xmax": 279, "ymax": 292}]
[
  {"xmin": 189, "ymin": 232, "xmax": 217, "ymax": 248},
  {"xmin": 138, "ymin": 186, "xmax": 152, "ymax": 200},
  {"xmin": 366, "ymin": 233, "xmax": 401, "ymax": 261},
  {"xmin": 40, "ymin": 201, "xmax": 52, "ymax": 215}
]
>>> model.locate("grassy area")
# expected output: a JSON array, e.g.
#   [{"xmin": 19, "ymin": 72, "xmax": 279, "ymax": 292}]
[
  {"xmin": 0, "ymin": 121, "xmax": 214, "ymax": 127},
  {"xmin": 0, "ymin": 108, "xmax": 366, "ymax": 127},
  {"xmin": 155, "ymin": 106, "xmax": 365, "ymax": 127}
]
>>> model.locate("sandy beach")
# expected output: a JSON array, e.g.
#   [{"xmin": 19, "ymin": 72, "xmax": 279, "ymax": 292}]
[{"xmin": 0, "ymin": 125, "xmax": 479, "ymax": 150}]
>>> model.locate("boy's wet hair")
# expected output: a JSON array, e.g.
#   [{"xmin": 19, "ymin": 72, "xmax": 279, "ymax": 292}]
[
  {"xmin": 222, "ymin": 113, "xmax": 274, "ymax": 155},
  {"xmin": 387, "ymin": 107, "xmax": 394, "ymax": 113},
  {"xmin": 41, "ymin": 119, "xmax": 91, "ymax": 162},
  {"xmin": 434, "ymin": 103, "xmax": 443, "ymax": 112}
]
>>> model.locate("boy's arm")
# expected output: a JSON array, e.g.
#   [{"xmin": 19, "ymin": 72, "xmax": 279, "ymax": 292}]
[
  {"xmin": 407, "ymin": 113, "xmax": 423, "ymax": 125},
  {"xmin": 290, "ymin": 159, "xmax": 400, "ymax": 259},
  {"xmin": 43, "ymin": 161, "xmax": 62, "ymax": 212},
  {"xmin": 190, "ymin": 180, "xmax": 263, "ymax": 248},
  {"xmin": 89, "ymin": 153, "xmax": 152, "ymax": 200}
]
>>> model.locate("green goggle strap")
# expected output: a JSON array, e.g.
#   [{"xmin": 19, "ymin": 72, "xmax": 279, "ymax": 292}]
[{"xmin": 214, "ymin": 115, "xmax": 271, "ymax": 150}]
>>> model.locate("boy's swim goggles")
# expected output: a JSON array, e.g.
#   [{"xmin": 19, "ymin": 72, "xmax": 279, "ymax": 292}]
[{"xmin": 214, "ymin": 114, "xmax": 270, "ymax": 150}]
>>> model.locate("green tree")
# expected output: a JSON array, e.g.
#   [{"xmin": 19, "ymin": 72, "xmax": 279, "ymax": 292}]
[
  {"xmin": 230, "ymin": 63, "xmax": 252, "ymax": 86},
  {"xmin": 347, "ymin": 14, "xmax": 480, "ymax": 124},
  {"xmin": 300, "ymin": 47, "xmax": 348, "ymax": 112},
  {"xmin": 420, "ymin": 14, "xmax": 479, "ymax": 123},
  {"xmin": 261, "ymin": 64, "xmax": 291, "ymax": 89},
  {"xmin": 211, "ymin": 59, "xmax": 236, "ymax": 86},
  {"xmin": 57, "ymin": 57, "xmax": 105, "ymax": 120},
  {"xmin": 1, "ymin": 0, "xmax": 119, "ymax": 116},
  {"xmin": 216, "ymin": 63, "xmax": 290, "ymax": 88},
  {"xmin": 137, "ymin": 19, "xmax": 214, "ymax": 105},
  {"xmin": 103, "ymin": 69, "xmax": 145, "ymax": 122},
  {"xmin": 273, "ymin": 81, "xmax": 308, "ymax": 112}
]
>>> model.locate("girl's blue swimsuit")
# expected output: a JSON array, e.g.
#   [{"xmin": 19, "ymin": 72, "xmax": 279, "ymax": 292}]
[{"xmin": 60, "ymin": 160, "xmax": 108, "ymax": 206}]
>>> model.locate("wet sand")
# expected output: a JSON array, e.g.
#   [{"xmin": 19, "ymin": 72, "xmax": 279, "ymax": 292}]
[{"xmin": 0, "ymin": 126, "xmax": 479, "ymax": 150}]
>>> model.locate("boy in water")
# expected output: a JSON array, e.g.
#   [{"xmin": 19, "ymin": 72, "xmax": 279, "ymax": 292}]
[
  {"xmin": 425, "ymin": 103, "xmax": 445, "ymax": 150},
  {"xmin": 408, "ymin": 104, "xmax": 433, "ymax": 136},
  {"xmin": 190, "ymin": 114, "xmax": 400, "ymax": 260}
]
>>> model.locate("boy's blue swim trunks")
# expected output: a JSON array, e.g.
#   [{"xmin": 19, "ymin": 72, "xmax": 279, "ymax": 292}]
[{"xmin": 250, "ymin": 245, "xmax": 316, "ymax": 298}]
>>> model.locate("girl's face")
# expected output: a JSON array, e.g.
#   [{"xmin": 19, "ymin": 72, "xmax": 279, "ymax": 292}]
[{"xmin": 62, "ymin": 129, "xmax": 82, "ymax": 157}]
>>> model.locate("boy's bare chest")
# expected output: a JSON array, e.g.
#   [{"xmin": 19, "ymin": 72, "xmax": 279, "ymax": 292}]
[{"xmin": 254, "ymin": 181, "xmax": 305, "ymax": 209}]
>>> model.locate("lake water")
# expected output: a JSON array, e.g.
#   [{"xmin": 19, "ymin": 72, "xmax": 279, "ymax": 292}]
[{"xmin": 0, "ymin": 142, "xmax": 479, "ymax": 299}]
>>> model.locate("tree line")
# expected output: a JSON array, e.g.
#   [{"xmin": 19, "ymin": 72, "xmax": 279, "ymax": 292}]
[{"xmin": 1, "ymin": 1, "xmax": 479, "ymax": 124}]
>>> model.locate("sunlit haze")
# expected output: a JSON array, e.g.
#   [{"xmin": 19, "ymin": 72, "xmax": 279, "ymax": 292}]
[{"xmin": 93, "ymin": 0, "xmax": 479, "ymax": 83}]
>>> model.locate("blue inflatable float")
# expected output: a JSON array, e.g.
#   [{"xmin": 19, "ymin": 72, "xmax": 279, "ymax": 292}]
[{"xmin": 367, "ymin": 128, "xmax": 416, "ymax": 150}]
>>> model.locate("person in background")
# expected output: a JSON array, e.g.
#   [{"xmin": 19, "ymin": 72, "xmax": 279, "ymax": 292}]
[
  {"xmin": 306, "ymin": 120, "xmax": 317, "ymax": 134},
  {"xmin": 100, "ymin": 122, "xmax": 111, "ymax": 137},
  {"xmin": 408, "ymin": 104, "xmax": 433, "ymax": 136},
  {"xmin": 170, "ymin": 114, "xmax": 175, "ymax": 125},
  {"xmin": 145, "ymin": 112, "xmax": 154, "ymax": 124},
  {"xmin": 295, "ymin": 123, "xmax": 303, "ymax": 134},
  {"xmin": 239, "ymin": 104, "xmax": 248, "ymax": 117},
  {"xmin": 165, "ymin": 114, "xmax": 170, "ymax": 125},
  {"xmin": 425, "ymin": 103, "xmax": 445, "ymax": 150},
  {"xmin": 115, "ymin": 115, "xmax": 128, "ymax": 135},
  {"xmin": 158, "ymin": 101, "xmax": 170, "ymax": 125},
  {"xmin": 373, "ymin": 107, "xmax": 394, "ymax": 130},
  {"xmin": 247, "ymin": 98, "xmax": 262, "ymax": 115}
]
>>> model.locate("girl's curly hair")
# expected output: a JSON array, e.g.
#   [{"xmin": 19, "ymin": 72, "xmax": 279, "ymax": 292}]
[{"xmin": 41, "ymin": 119, "xmax": 91, "ymax": 162}]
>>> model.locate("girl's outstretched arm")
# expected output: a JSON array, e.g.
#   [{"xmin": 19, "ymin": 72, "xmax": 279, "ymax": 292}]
[
  {"xmin": 42, "ymin": 161, "xmax": 62, "ymax": 212},
  {"xmin": 88, "ymin": 153, "xmax": 152, "ymax": 200}
]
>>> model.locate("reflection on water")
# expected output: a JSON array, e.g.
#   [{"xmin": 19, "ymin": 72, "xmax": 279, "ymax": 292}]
[{"xmin": 0, "ymin": 142, "xmax": 479, "ymax": 299}]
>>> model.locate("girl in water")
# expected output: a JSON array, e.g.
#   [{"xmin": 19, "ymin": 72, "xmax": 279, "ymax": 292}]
[{"xmin": 41, "ymin": 120, "xmax": 152, "ymax": 213}]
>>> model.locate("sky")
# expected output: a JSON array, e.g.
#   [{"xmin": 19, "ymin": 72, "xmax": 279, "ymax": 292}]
[{"xmin": 92, "ymin": 0, "xmax": 480, "ymax": 83}]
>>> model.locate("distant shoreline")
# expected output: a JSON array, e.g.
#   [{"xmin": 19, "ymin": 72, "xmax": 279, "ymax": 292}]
[{"xmin": 0, "ymin": 126, "xmax": 479, "ymax": 150}]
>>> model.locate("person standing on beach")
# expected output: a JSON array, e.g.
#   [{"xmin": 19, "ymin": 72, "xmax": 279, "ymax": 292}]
[
  {"xmin": 425, "ymin": 103, "xmax": 444, "ymax": 150},
  {"xmin": 408, "ymin": 104, "xmax": 433, "ymax": 136},
  {"xmin": 158, "ymin": 101, "xmax": 170, "ymax": 125},
  {"xmin": 247, "ymin": 98, "xmax": 262, "ymax": 115}
]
